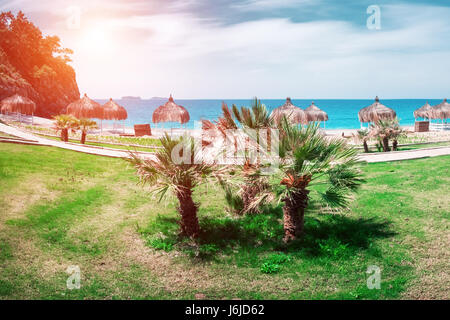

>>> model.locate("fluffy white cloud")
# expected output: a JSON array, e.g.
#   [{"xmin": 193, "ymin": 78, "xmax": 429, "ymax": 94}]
[{"xmin": 231, "ymin": 0, "xmax": 317, "ymax": 11}]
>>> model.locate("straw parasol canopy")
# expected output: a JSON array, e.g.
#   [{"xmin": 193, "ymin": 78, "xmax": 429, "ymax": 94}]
[
  {"xmin": 152, "ymin": 95, "xmax": 190, "ymax": 124},
  {"xmin": 430, "ymin": 99, "xmax": 450, "ymax": 120},
  {"xmin": 102, "ymin": 98, "xmax": 128, "ymax": 120},
  {"xmin": 305, "ymin": 101, "xmax": 328, "ymax": 122},
  {"xmin": 413, "ymin": 102, "xmax": 433, "ymax": 120},
  {"xmin": 358, "ymin": 96, "xmax": 396, "ymax": 123},
  {"xmin": 270, "ymin": 97, "xmax": 308, "ymax": 125},
  {"xmin": 0, "ymin": 94, "xmax": 36, "ymax": 115},
  {"xmin": 66, "ymin": 94, "xmax": 104, "ymax": 119}
]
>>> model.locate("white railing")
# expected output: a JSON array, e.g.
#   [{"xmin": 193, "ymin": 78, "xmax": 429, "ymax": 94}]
[{"xmin": 430, "ymin": 123, "xmax": 450, "ymax": 131}]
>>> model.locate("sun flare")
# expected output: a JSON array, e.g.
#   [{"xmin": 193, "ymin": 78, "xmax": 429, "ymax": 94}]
[{"xmin": 82, "ymin": 27, "xmax": 111, "ymax": 52}]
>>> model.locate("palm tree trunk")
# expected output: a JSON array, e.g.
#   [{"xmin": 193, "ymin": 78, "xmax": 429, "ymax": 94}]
[
  {"xmin": 242, "ymin": 184, "xmax": 258, "ymax": 214},
  {"xmin": 176, "ymin": 188, "xmax": 200, "ymax": 238},
  {"xmin": 81, "ymin": 131, "xmax": 87, "ymax": 144},
  {"xmin": 282, "ymin": 189, "xmax": 309, "ymax": 242},
  {"xmin": 241, "ymin": 179, "xmax": 268, "ymax": 214},
  {"xmin": 363, "ymin": 141, "xmax": 369, "ymax": 153},
  {"xmin": 393, "ymin": 139, "xmax": 398, "ymax": 151},
  {"xmin": 382, "ymin": 137, "xmax": 390, "ymax": 152},
  {"xmin": 61, "ymin": 128, "xmax": 68, "ymax": 142}
]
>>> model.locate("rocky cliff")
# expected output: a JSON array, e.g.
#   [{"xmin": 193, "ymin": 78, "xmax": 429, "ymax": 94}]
[{"xmin": 0, "ymin": 11, "xmax": 80, "ymax": 118}]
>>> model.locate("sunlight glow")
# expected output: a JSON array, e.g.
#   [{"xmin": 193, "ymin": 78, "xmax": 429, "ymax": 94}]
[{"xmin": 81, "ymin": 27, "xmax": 112, "ymax": 53}]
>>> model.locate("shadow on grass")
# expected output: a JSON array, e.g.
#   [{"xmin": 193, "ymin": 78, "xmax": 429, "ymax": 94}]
[{"xmin": 139, "ymin": 205, "xmax": 397, "ymax": 263}]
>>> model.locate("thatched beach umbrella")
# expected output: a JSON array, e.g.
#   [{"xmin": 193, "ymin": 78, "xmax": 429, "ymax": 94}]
[
  {"xmin": 270, "ymin": 97, "xmax": 307, "ymax": 125},
  {"xmin": 102, "ymin": 98, "xmax": 128, "ymax": 133},
  {"xmin": 413, "ymin": 102, "xmax": 433, "ymax": 120},
  {"xmin": 67, "ymin": 93, "xmax": 105, "ymax": 133},
  {"xmin": 305, "ymin": 101, "xmax": 329, "ymax": 127},
  {"xmin": 358, "ymin": 96, "xmax": 396, "ymax": 127},
  {"xmin": 430, "ymin": 99, "xmax": 450, "ymax": 121},
  {"xmin": 0, "ymin": 94, "xmax": 36, "ymax": 124},
  {"xmin": 67, "ymin": 94, "xmax": 103, "ymax": 119},
  {"xmin": 102, "ymin": 98, "xmax": 127, "ymax": 120},
  {"xmin": 152, "ymin": 95, "xmax": 190, "ymax": 126}
]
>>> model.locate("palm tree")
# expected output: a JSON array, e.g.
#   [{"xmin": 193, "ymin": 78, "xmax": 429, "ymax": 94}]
[
  {"xmin": 209, "ymin": 98, "xmax": 274, "ymax": 214},
  {"xmin": 370, "ymin": 118, "xmax": 404, "ymax": 152},
  {"xmin": 128, "ymin": 134, "xmax": 220, "ymax": 238},
  {"xmin": 387, "ymin": 118, "xmax": 404, "ymax": 151},
  {"xmin": 274, "ymin": 120, "xmax": 363, "ymax": 242},
  {"xmin": 77, "ymin": 118, "xmax": 98, "ymax": 144},
  {"xmin": 53, "ymin": 114, "xmax": 78, "ymax": 142},
  {"xmin": 355, "ymin": 128, "xmax": 370, "ymax": 153},
  {"xmin": 232, "ymin": 97, "xmax": 273, "ymax": 130},
  {"xmin": 370, "ymin": 119, "xmax": 391, "ymax": 152}
]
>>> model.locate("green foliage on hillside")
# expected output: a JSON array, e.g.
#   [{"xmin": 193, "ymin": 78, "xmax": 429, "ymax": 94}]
[{"xmin": 0, "ymin": 11, "xmax": 79, "ymax": 116}]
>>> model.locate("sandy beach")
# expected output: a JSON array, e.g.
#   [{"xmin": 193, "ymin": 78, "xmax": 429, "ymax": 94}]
[{"xmin": 0, "ymin": 113, "xmax": 421, "ymax": 139}]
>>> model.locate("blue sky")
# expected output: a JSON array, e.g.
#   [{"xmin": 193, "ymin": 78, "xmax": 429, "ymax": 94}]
[{"xmin": 1, "ymin": 0, "xmax": 449, "ymax": 99}]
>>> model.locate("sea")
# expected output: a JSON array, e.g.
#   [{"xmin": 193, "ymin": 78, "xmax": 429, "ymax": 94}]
[{"xmin": 94, "ymin": 98, "xmax": 444, "ymax": 130}]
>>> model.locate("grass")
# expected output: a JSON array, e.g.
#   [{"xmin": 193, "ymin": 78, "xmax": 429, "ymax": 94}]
[
  {"xmin": 20, "ymin": 124, "xmax": 162, "ymax": 147},
  {"xmin": 0, "ymin": 143, "xmax": 448, "ymax": 299},
  {"xmin": 32, "ymin": 133, "xmax": 158, "ymax": 153},
  {"xmin": 0, "ymin": 132, "xmax": 20, "ymax": 139},
  {"xmin": 355, "ymin": 141, "xmax": 450, "ymax": 153}
]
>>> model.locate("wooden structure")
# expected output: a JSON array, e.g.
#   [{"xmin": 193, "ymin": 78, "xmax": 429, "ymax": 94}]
[
  {"xmin": 134, "ymin": 124, "xmax": 151, "ymax": 136},
  {"xmin": 414, "ymin": 121, "xmax": 429, "ymax": 132}
]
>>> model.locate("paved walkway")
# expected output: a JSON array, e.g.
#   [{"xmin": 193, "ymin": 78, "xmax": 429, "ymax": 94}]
[
  {"xmin": 1, "ymin": 122, "xmax": 449, "ymax": 163},
  {"xmin": 0, "ymin": 123, "xmax": 155, "ymax": 160},
  {"xmin": 358, "ymin": 147, "xmax": 450, "ymax": 163}
]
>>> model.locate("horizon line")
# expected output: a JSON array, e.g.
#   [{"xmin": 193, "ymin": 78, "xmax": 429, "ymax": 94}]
[{"xmin": 92, "ymin": 97, "xmax": 448, "ymax": 101}]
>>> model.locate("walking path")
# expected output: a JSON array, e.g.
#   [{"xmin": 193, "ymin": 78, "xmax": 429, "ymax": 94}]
[
  {"xmin": 1, "ymin": 122, "xmax": 449, "ymax": 163},
  {"xmin": 0, "ymin": 123, "xmax": 155, "ymax": 160},
  {"xmin": 358, "ymin": 147, "xmax": 450, "ymax": 163}
]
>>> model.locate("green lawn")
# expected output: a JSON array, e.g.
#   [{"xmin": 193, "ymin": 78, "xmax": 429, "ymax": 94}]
[
  {"xmin": 356, "ymin": 141, "xmax": 450, "ymax": 153},
  {"xmin": 0, "ymin": 143, "xmax": 448, "ymax": 299},
  {"xmin": 33, "ymin": 133, "xmax": 158, "ymax": 153}
]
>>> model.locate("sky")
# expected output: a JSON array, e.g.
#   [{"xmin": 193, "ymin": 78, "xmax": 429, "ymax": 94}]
[{"xmin": 1, "ymin": 0, "xmax": 449, "ymax": 99}]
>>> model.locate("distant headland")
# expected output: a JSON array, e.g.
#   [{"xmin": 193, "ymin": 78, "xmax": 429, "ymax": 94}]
[
  {"xmin": 121, "ymin": 96, "xmax": 142, "ymax": 100},
  {"xmin": 150, "ymin": 97, "xmax": 168, "ymax": 100}
]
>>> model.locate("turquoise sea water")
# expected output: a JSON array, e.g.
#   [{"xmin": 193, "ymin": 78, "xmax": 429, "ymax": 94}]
[{"xmin": 95, "ymin": 99, "xmax": 445, "ymax": 129}]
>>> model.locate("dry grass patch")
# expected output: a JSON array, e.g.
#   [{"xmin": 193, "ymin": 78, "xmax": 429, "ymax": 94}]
[{"xmin": 402, "ymin": 225, "xmax": 450, "ymax": 299}]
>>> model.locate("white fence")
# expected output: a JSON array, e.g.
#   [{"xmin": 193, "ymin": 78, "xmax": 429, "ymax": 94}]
[{"xmin": 430, "ymin": 123, "xmax": 450, "ymax": 131}]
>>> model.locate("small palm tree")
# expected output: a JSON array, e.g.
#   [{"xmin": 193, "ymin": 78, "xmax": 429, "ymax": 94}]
[
  {"xmin": 274, "ymin": 120, "xmax": 363, "ymax": 242},
  {"xmin": 77, "ymin": 118, "xmax": 98, "ymax": 144},
  {"xmin": 53, "ymin": 114, "xmax": 78, "ymax": 142},
  {"xmin": 370, "ymin": 119, "xmax": 391, "ymax": 152},
  {"xmin": 211, "ymin": 98, "xmax": 274, "ymax": 214},
  {"xmin": 387, "ymin": 118, "xmax": 405, "ymax": 151},
  {"xmin": 370, "ymin": 118, "xmax": 404, "ymax": 152},
  {"xmin": 128, "ymin": 134, "xmax": 220, "ymax": 238},
  {"xmin": 355, "ymin": 128, "xmax": 370, "ymax": 153}
]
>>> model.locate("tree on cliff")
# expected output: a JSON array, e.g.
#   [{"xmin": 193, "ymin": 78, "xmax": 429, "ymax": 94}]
[{"xmin": 0, "ymin": 11, "xmax": 79, "ymax": 117}]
